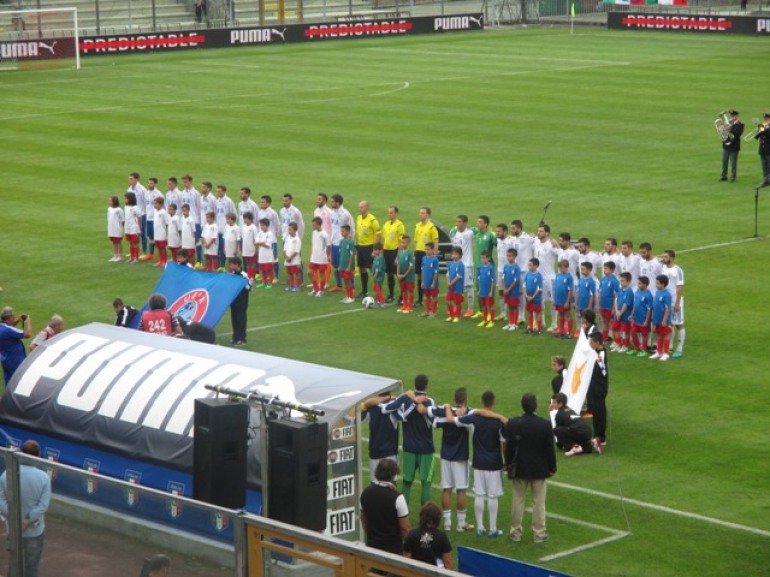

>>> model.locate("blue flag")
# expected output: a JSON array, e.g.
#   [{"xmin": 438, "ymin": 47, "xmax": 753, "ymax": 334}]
[{"xmin": 128, "ymin": 263, "xmax": 248, "ymax": 329}]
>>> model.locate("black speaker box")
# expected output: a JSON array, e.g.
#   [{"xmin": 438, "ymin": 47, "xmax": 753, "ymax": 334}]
[
  {"xmin": 193, "ymin": 398, "xmax": 249, "ymax": 509},
  {"xmin": 267, "ymin": 419, "xmax": 328, "ymax": 530}
]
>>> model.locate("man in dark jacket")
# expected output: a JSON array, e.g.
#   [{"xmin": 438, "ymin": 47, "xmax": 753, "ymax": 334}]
[
  {"xmin": 551, "ymin": 392, "xmax": 601, "ymax": 456},
  {"xmin": 503, "ymin": 393, "xmax": 556, "ymax": 544}
]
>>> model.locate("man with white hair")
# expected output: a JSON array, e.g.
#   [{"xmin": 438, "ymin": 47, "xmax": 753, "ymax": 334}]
[{"xmin": 29, "ymin": 315, "xmax": 64, "ymax": 351}]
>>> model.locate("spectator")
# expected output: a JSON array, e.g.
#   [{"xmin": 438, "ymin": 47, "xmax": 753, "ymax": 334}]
[
  {"xmin": 113, "ymin": 298, "xmax": 138, "ymax": 328},
  {"xmin": 359, "ymin": 459, "xmax": 411, "ymax": 555},
  {"xmin": 29, "ymin": 314, "xmax": 64, "ymax": 351},
  {"xmin": 0, "ymin": 306, "xmax": 32, "ymax": 387},
  {"xmin": 403, "ymin": 501, "xmax": 453, "ymax": 569}
]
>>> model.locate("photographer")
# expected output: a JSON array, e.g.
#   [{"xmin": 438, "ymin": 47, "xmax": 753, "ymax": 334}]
[{"xmin": 0, "ymin": 306, "xmax": 32, "ymax": 387}]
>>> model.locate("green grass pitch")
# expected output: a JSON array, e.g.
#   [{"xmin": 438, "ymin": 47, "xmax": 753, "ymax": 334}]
[{"xmin": 1, "ymin": 26, "xmax": 768, "ymax": 577}]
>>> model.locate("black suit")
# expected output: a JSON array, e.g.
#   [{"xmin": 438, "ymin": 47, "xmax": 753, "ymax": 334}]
[
  {"xmin": 587, "ymin": 347, "xmax": 608, "ymax": 442},
  {"xmin": 721, "ymin": 119, "xmax": 744, "ymax": 181},
  {"xmin": 503, "ymin": 411, "xmax": 556, "ymax": 542}
]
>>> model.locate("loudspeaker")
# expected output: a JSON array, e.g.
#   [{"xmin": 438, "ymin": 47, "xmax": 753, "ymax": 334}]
[
  {"xmin": 193, "ymin": 398, "xmax": 249, "ymax": 509},
  {"xmin": 268, "ymin": 419, "xmax": 328, "ymax": 531}
]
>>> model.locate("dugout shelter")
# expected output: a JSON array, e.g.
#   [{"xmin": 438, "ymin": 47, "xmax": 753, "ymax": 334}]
[{"xmin": 0, "ymin": 322, "xmax": 400, "ymax": 541}]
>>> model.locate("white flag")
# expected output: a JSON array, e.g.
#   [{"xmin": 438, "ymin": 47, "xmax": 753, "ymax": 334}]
[{"xmin": 561, "ymin": 330, "xmax": 597, "ymax": 414}]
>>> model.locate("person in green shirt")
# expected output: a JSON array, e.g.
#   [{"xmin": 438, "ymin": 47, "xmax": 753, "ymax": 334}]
[
  {"xmin": 397, "ymin": 235, "xmax": 416, "ymax": 313},
  {"xmin": 371, "ymin": 243, "xmax": 387, "ymax": 307},
  {"xmin": 338, "ymin": 225, "xmax": 357, "ymax": 304}
]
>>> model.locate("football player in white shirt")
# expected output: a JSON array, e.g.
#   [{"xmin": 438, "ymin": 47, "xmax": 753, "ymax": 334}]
[
  {"xmin": 241, "ymin": 212, "xmax": 258, "ymax": 280},
  {"xmin": 450, "ymin": 215, "xmax": 476, "ymax": 315},
  {"xmin": 510, "ymin": 220, "xmax": 534, "ymax": 323},
  {"xmin": 199, "ymin": 181, "xmax": 217, "ymax": 231},
  {"xmin": 223, "ymin": 212, "xmax": 241, "ymax": 260},
  {"xmin": 637, "ymin": 242, "xmax": 663, "ymax": 297},
  {"xmin": 556, "ymin": 232, "xmax": 581, "ymax": 284},
  {"xmin": 215, "ymin": 185, "xmax": 236, "ymax": 267},
  {"xmin": 107, "ymin": 196, "xmax": 125, "ymax": 262},
  {"xmin": 576, "ymin": 237, "xmax": 603, "ymax": 281},
  {"xmin": 256, "ymin": 218, "xmax": 276, "ymax": 287},
  {"xmin": 165, "ymin": 177, "xmax": 182, "ymax": 212},
  {"xmin": 315, "ymin": 193, "xmax": 333, "ymax": 288},
  {"xmin": 166, "ymin": 203, "xmax": 182, "ymax": 262},
  {"xmin": 533, "ymin": 224, "xmax": 559, "ymax": 330},
  {"xmin": 152, "ymin": 197, "xmax": 170, "ymax": 267},
  {"xmin": 283, "ymin": 222, "xmax": 302, "ymax": 292},
  {"xmin": 329, "ymin": 194, "xmax": 355, "ymax": 291},
  {"xmin": 600, "ymin": 238, "xmax": 623, "ymax": 276},
  {"xmin": 661, "ymin": 250, "xmax": 685, "ymax": 358},
  {"xmin": 127, "ymin": 172, "xmax": 147, "ymax": 255},
  {"xmin": 495, "ymin": 224, "xmax": 515, "ymax": 321},
  {"xmin": 618, "ymin": 241, "xmax": 641, "ymax": 288},
  {"xmin": 180, "ymin": 174, "xmax": 202, "ymax": 261},
  {"xmin": 180, "ymin": 204, "xmax": 197, "ymax": 265},
  {"xmin": 141, "ymin": 177, "xmax": 165, "ymax": 261},
  {"xmin": 308, "ymin": 216, "xmax": 331, "ymax": 296},
  {"xmin": 202, "ymin": 211, "xmax": 220, "ymax": 272}
]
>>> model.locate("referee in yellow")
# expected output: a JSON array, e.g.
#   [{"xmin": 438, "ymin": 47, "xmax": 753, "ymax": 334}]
[
  {"xmin": 356, "ymin": 200, "xmax": 382, "ymax": 299},
  {"xmin": 413, "ymin": 207, "xmax": 439, "ymax": 308},
  {"xmin": 381, "ymin": 206, "xmax": 405, "ymax": 303}
]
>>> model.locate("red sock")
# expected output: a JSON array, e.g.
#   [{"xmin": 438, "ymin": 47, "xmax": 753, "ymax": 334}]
[{"xmin": 490, "ymin": 308, "xmax": 495, "ymax": 321}]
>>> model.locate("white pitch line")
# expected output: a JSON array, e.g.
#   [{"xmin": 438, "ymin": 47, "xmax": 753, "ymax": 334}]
[
  {"xmin": 218, "ymin": 307, "xmax": 363, "ymax": 337},
  {"xmin": 539, "ymin": 531, "xmax": 631, "ymax": 563},
  {"xmin": 550, "ymin": 481, "xmax": 770, "ymax": 539},
  {"xmin": 368, "ymin": 47, "xmax": 630, "ymax": 66},
  {"xmin": 676, "ymin": 236, "xmax": 762, "ymax": 254}
]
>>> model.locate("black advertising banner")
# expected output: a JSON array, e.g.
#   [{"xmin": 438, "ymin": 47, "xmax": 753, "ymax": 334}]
[
  {"xmin": 0, "ymin": 37, "xmax": 77, "ymax": 61},
  {"xmin": 79, "ymin": 14, "xmax": 484, "ymax": 56},
  {"xmin": 608, "ymin": 11, "xmax": 770, "ymax": 35}
]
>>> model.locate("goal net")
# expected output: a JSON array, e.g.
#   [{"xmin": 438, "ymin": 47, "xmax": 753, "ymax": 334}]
[{"xmin": 0, "ymin": 7, "xmax": 80, "ymax": 70}]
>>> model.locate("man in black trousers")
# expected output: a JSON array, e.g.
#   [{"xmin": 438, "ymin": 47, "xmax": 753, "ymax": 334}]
[
  {"xmin": 228, "ymin": 257, "xmax": 252, "ymax": 346},
  {"xmin": 587, "ymin": 331, "xmax": 609, "ymax": 445}
]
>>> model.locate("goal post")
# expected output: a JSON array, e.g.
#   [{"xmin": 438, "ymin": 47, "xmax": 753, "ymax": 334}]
[{"xmin": 0, "ymin": 7, "xmax": 80, "ymax": 70}]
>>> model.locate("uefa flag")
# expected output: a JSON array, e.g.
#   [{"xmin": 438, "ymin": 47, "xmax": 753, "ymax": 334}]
[
  {"xmin": 128, "ymin": 263, "xmax": 248, "ymax": 329},
  {"xmin": 560, "ymin": 330, "xmax": 597, "ymax": 414}
]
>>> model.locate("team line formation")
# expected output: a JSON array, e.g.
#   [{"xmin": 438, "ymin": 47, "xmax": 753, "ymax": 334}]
[{"xmin": 110, "ymin": 173, "xmax": 685, "ymax": 360}]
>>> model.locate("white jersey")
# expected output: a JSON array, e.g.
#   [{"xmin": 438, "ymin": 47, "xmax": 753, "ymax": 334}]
[
  {"xmin": 167, "ymin": 214, "xmax": 182, "ymax": 248},
  {"xmin": 280, "ymin": 205, "xmax": 305, "ymax": 239},
  {"xmin": 450, "ymin": 228, "xmax": 475, "ymax": 267},
  {"xmin": 223, "ymin": 224, "xmax": 241, "ymax": 258},
  {"xmin": 663, "ymin": 264, "xmax": 684, "ymax": 304},
  {"xmin": 128, "ymin": 183, "xmax": 147, "ymax": 217},
  {"xmin": 510, "ymin": 233, "xmax": 535, "ymax": 272},
  {"xmin": 215, "ymin": 195, "xmax": 236, "ymax": 234},
  {"xmin": 534, "ymin": 238, "xmax": 558, "ymax": 279},
  {"xmin": 310, "ymin": 230, "xmax": 330, "ymax": 265},
  {"xmin": 144, "ymin": 188, "xmax": 164, "ymax": 221},
  {"xmin": 238, "ymin": 199, "xmax": 259, "ymax": 229},
  {"xmin": 578, "ymin": 250, "xmax": 603, "ymax": 279},
  {"xmin": 241, "ymin": 224, "xmax": 258, "ymax": 258},
  {"xmin": 154, "ymin": 208, "xmax": 169, "ymax": 242},
  {"xmin": 314, "ymin": 205, "xmax": 333, "ymax": 238},
  {"xmin": 618, "ymin": 253, "xmax": 641, "ymax": 285},
  {"xmin": 638, "ymin": 256, "xmax": 663, "ymax": 293},
  {"xmin": 330, "ymin": 206, "xmax": 355, "ymax": 246},
  {"xmin": 181, "ymin": 215, "xmax": 196, "ymax": 249},
  {"xmin": 258, "ymin": 206, "xmax": 281, "ymax": 238},
  {"xmin": 557, "ymin": 245, "xmax": 581, "ymax": 281},
  {"xmin": 124, "ymin": 206, "xmax": 141, "ymax": 235},
  {"xmin": 496, "ymin": 237, "xmax": 515, "ymax": 273},
  {"xmin": 107, "ymin": 206, "xmax": 124, "ymax": 237},
  {"xmin": 165, "ymin": 188, "xmax": 182, "ymax": 210},
  {"xmin": 600, "ymin": 251, "xmax": 623, "ymax": 276},
  {"xmin": 200, "ymin": 193, "xmax": 217, "ymax": 226},
  {"xmin": 180, "ymin": 187, "xmax": 202, "ymax": 224},
  {"xmin": 284, "ymin": 235, "xmax": 302, "ymax": 266},
  {"xmin": 202, "ymin": 222, "xmax": 219, "ymax": 256},
  {"xmin": 256, "ymin": 229, "xmax": 275, "ymax": 263}
]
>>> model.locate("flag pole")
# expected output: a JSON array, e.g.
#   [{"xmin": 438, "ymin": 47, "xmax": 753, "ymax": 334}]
[{"xmin": 570, "ymin": 1, "xmax": 575, "ymax": 34}]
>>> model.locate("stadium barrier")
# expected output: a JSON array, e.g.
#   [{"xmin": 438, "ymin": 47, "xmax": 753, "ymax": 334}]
[
  {"xmin": 78, "ymin": 13, "xmax": 483, "ymax": 55},
  {"xmin": 608, "ymin": 10, "xmax": 770, "ymax": 33}
]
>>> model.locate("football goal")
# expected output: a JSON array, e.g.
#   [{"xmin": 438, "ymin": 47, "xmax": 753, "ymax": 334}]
[{"xmin": 0, "ymin": 7, "xmax": 80, "ymax": 70}]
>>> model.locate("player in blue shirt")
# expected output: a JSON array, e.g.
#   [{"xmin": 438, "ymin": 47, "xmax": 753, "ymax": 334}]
[
  {"xmin": 421, "ymin": 242, "xmax": 441, "ymax": 318},
  {"xmin": 598, "ymin": 262, "xmax": 620, "ymax": 343},
  {"xmin": 361, "ymin": 392, "xmax": 401, "ymax": 483},
  {"xmin": 629, "ymin": 275, "xmax": 654, "ymax": 358},
  {"xmin": 524, "ymin": 258, "xmax": 544, "ymax": 335},
  {"xmin": 612, "ymin": 272, "xmax": 635, "ymax": 353},
  {"xmin": 501, "ymin": 248, "xmax": 521, "ymax": 331},
  {"xmin": 383, "ymin": 374, "xmax": 436, "ymax": 505},
  {"xmin": 477, "ymin": 252, "xmax": 496, "ymax": 328},
  {"xmin": 575, "ymin": 262, "xmax": 596, "ymax": 336},
  {"xmin": 449, "ymin": 390, "xmax": 507, "ymax": 538},
  {"xmin": 445, "ymin": 247, "xmax": 465, "ymax": 323},
  {"xmin": 651, "ymin": 275, "xmax": 672, "ymax": 361},
  {"xmin": 430, "ymin": 387, "xmax": 473, "ymax": 532},
  {"xmin": 553, "ymin": 259, "xmax": 574, "ymax": 339}
]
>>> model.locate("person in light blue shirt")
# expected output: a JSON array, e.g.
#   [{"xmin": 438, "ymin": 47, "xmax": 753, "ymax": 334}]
[{"xmin": 0, "ymin": 440, "xmax": 52, "ymax": 577}]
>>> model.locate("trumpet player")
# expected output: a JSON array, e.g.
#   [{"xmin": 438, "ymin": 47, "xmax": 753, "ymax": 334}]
[
  {"xmin": 720, "ymin": 110, "xmax": 743, "ymax": 182},
  {"xmin": 756, "ymin": 113, "xmax": 770, "ymax": 188}
]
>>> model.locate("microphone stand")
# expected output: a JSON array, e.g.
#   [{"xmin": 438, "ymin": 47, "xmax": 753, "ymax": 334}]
[
  {"xmin": 753, "ymin": 185, "xmax": 761, "ymax": 239},
  {"xmin": 539, "ymin": 202, "xmax": 552, "ymax": 226}
]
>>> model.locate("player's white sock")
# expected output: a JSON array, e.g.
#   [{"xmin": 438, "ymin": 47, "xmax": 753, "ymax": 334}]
[
  {"xmin": 443, "ymin": 509, "xmax": 451, "ymax": 527},
  {"xmin": 487, "ymin": 497, "xmax": 499, "ymax": 532},
  {"xmin": 458, "ymin": 509, "xmax": 467, "ymax": 528},
  {"xmin": 474, "ymin": 497, "xmax": 485, "ymax": 531},
  {"xmin": 676, "ymin": 328, "xmax": 685, "ymax": 352}
]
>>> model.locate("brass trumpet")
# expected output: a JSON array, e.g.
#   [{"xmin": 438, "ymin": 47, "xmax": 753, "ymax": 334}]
[
  {"xmin": 715, "ymin": 110, "xmax": 732, "ymax": 142},
  {"xmin": 743, "ymin": 119, "xmax": 770, "ymax": 142}
]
